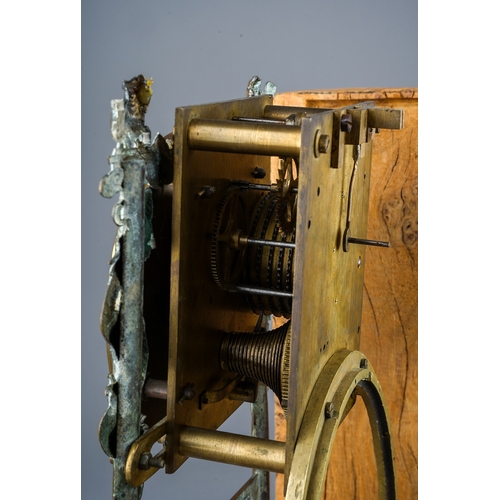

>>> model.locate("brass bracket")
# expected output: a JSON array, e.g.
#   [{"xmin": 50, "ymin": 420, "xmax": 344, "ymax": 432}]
[
  {"xmin": 330, "ymin": 110, "xmax": 346, "ymax": 169},
  {"xmin": 228, "ymin": 378, "xmax": 258, "ymax": 403},
  {"xmin": 199, "ymin": 375, "xmax": 244, "ymax": 408},
  {"xmin": 125, "ymin": 417, "xmax": 167, "ymax": 487}
]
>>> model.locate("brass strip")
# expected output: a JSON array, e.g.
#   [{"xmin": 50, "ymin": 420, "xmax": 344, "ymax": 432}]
[
  {"xmin": 264, "ymin": 105, "xmax": 403, "ymax": 130},
  {"xmin": 178, "ymin": 426, "xmax": 286, "ymax": 474},
  {"xmin": 187, "ymin": 119, "xmax": 301, "ymax": 157},
  {"xmin": 168, "ymin": 95, "xmax": 272, "ymax": 473},
  {"xmin": 367, "ymin": 107, "xmax": 404, "ymax": 130}
]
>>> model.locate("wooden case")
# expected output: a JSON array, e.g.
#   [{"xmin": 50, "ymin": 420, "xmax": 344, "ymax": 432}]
[{"xmin": 273, "ymin": 88, "xmax": 418, "ymax": 500}]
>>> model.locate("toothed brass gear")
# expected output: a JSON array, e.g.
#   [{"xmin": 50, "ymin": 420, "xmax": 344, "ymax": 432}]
[
  {"xmin": 276, "ymin": 158, "xmax": 298, "ymax": 236},
  {"xmin": 275, "ymin": 192, "xmax": 297, "ymax": 236},
  {"xmin": 280, "ymin": 323, "xmax": 291, "ymax": 414},
  {"xmin": 211, "ymin": 188, "xmax": 295, "ymax": 317},
  {"xmin": 276, "ymin": 158, "xmax": 293, "ymax": 198},
  {"xmin": 245, "ymin": 192, "xmax": 294, "ymax": 318},
  {"xmin": 211, "ymin": 187, "xmax": 249, "ymax": 290}
]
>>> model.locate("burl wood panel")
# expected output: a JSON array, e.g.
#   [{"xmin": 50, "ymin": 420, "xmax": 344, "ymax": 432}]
[{"xmin": 273, "ymin": 89, "xmax": 418, "ymax": 500}]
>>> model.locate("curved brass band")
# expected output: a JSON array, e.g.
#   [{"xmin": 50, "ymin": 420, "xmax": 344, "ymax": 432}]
[
  {"xmin": 355, "ymin": 379, "xmax": 396, "ymax": 500},
  {"xmin": 178, "ymin": 426, "xmax": 286, "ymax": 474},
  {"xmin": 187, "ymin": 118, "xmax": 301, "ymax": 157},
  {"xmin": 286, "ymin": 350, "xmax": 396, "ymax": 500}
]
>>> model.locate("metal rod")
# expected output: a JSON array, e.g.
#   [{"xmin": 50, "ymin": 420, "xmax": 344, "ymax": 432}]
[
  {"xmin": 241, "ymin": 236, "xmax": 296, "ymax": 249},
  {"xmin": 346, "ymin": 145, "xmax": 360, "ymax": 227},
  {"xmin": 348, "ymin": 237, "xmax": 390, "ymax": 248},
  {"xmin": 231, "ymin": 181, "xmax": 275, "ymax": 191},
  {"xmin": 232, "ymin": 285, "xmax": 293, "ymax": 298},
  {"xmin": 113, "ymin": 158, "xmax": 145, "ymax": 500},
  {"xmin": 231, "ymin": 180, "xmax": 297, "ymax": 193},
  {"xmin": 144, "ymin": 379, "xmax": 168, "ymax": 400},
  {"xmin": 342, "ymin": 146, "xmax": 360, "ymax": 253},
  {"xmin": 250, "ymin": 384, "xmax": 270, "ymax": 499},
  {"xmin": 188, "ymin": 118, "xmax": 301, "ymax": 157},
  {"xmin": 232, "ymin": 116, "xmax": 287, "ymax": 124},
  {"xmin": 178, "ymin": 426, "xmax": 286, "ymax": 474}
]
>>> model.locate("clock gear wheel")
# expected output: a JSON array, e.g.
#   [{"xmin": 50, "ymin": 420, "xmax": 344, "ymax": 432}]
[
  {"xmin": 210, "ymin": 187, "xmax": 249, "ymax": 290},
  {"xmin": 275, "ymin": 157, "xmax": 298, "ymax": 236}
]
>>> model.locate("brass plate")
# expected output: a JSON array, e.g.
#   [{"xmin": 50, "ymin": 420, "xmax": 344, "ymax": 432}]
[
  {"xmin": 167, "ymin": 96, "xmax": 373, "ymax": 480},
  {"xmin": 285, "ymin": 111, "xmax": 373, "ymax": 479},
  {"xmin": 167, "ymin": 95, "xmax": 273, "ymax": 473}
]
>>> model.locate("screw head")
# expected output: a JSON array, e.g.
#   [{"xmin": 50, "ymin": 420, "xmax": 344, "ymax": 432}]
[
  {"xmin": 139, "ymin": 452, "xmax": 152, "ymax": 470},
  {"xmin": 197, "ymin": 185, "xmax": 216, "ymax": 199},
  {"xmin": 325, "ymin": 402, "xmax": 339, "ymax": 419},
  {"xmin": 325, "ymin": 402, "xmax": 334, "ymax": 418},
  {"xmin": 183, "ymin": 385, "xmax": 196, "ymax": 401},
  {"xmin": 252, "ymin": 167, "xmax": 266, "ymax": 179}
]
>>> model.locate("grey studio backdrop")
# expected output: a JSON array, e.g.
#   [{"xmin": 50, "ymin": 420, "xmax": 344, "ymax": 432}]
[{"xmin": 81, "ymin": 1, "xmax": 417, "ymax": 499}]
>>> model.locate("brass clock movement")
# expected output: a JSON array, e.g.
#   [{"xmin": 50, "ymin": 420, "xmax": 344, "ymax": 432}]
[{"xmin": 98, "ymin": 75, "xmax": 404, "ymax": 500}]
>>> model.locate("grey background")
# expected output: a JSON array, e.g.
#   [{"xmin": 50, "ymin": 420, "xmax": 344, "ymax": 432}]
[{"xmin": 82, "ymin": 1, "xmax": 417, "ymax": 498}]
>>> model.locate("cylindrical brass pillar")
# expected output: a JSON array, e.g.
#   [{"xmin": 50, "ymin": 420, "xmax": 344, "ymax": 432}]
[
  {"xmin": 187, "ymin": 118, "xmax": 301, "ymax": 157},
  {"xmin": 178, "ymin": 426, "xmax": 286, "ymax": 474}
]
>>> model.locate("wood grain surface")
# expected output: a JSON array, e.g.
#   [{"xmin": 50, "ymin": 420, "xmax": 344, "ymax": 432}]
[{"xmin": 272, "ymin": 88, "xmax": 418, "ymax": 500}]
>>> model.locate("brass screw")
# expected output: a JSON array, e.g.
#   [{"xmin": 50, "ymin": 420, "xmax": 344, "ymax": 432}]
[
  {"xmin": 252, "ymin": 167, "xmax": 267, "ymax": 179},
  {"xmin": 197, "ymin": 185, "xmax": 216, "ymax": 199},
  {"xmin": 178, "ymin": 383, "xmax": 196, "ymax": 405},
  {"xmin": 138, "ymin": 451, "xmax": 165, "ymax": 470},
  {"xmin": 325, "ymin": 402, "xmax": 339, "ymax": 419},
  {"xmin": 139, "ymin": 452, "xmax": 152, "ymax": 470}
]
